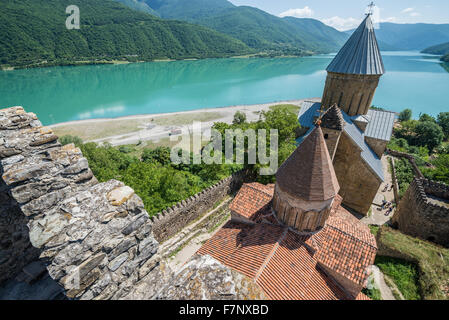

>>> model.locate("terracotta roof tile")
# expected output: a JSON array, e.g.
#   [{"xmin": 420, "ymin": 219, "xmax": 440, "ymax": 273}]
[
  {"xmin": 257, "ymin": 231, "xmax": 349, "ymax": 300},
  {"xmin": 197, "ymin": 221, "xmax": 284, "ymax": 279},
  {"xmin": 198, "ymin": 186, "xmax": 377, "ymax": 299},
  {"xmin": 229, "ymin": 183, "xmax": 274, "ymax": 220},
  {"xmin": 276, "ymin": 127, "xmax": 340, "ymax": 201}
]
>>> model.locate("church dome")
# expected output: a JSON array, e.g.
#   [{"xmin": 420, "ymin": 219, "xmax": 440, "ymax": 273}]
[{"xmin": 326, "ymin": 14, "xmax": 385, "ymax": 75}]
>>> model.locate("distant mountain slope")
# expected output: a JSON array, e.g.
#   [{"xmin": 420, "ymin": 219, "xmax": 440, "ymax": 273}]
[
  {"xmin": 196, "ymin": 6, "xmax": 348, "ymax": 54},
  {"xmin": 282, "ymin": 17, "xmax": 349, "ymax": 52},
  {"xmin": 0, "ymin": 0, "xmax": 250, "ymax": 68},
  {"xmin": 422, "ymin": 42, "xmax": 449, "ymax": 55},
  {"xmin": 140, "ymin": 1, "xmax": 347, "ymax": 54},
  {"xmin": 114, "ymin": 0, "xmax": 159, "ymax": 16},
  {"xmin": 372, "ymin": 23, "xmax": 449, "ymax": 50},
  {"xmin": 145, "ymin": 0, "xmax": 235, "ymax": 21}
]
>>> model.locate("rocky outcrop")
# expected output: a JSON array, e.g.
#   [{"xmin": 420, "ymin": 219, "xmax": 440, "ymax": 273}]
[{"xmin": 0, "ymin": 107, "xmax": 159, "ymax": 299}]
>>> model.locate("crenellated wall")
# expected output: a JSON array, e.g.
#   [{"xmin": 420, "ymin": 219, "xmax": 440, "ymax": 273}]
[
  {"xmin": 392, "ymin": 178, "xmax": 449, "ymax": 247},
  {"xmin": 386, "ymin": 149, "xmax": 425, "ymax": 179},
  {"xmin": 0, "ymin": 107, "xmax": 159, "ymax": 299},
  {"xmin": 151, "ymin": 171, "xmax": 245, "ymax": 243}
]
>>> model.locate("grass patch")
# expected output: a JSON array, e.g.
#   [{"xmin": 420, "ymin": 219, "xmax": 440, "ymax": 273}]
[
  {"xmin": 52, "ymin": 112, "xmax": 224, "ymax": 142},
  {"xmin": 362, "ymin": 287, "xmax": 382, "ymax": 300},
  {"xmin": 269, "ymin": 104, "xmax": 300, "ymax": 114},
  {"xmin": 53, "ymin": 119, "xmax": 145, "ymax": 141},
  {"xmin": 208, "ymin": 212, "xmax": 231, "ymax": 234},
  {"xmin": 375, "ymin": 256, "xmax": 420, "ymax": 300},
  {"xmin": 369, "ymin": 225, "xmax": 380, "ymax": 237},
  {"xmin": 377, "ymin": 226, "xmax": 449, "ymax": 300},
  {"xmin": 153, "ymin": 112, "xmax": 223, "ymax": 126}
]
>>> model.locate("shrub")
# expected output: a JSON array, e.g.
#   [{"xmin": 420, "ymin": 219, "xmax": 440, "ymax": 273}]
[{"xmin": 398, "ymin": 109, "xmax": 412, "ymax": 122}]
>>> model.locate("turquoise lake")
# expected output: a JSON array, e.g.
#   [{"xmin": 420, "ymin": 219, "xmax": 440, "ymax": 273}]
[{"xmin": 0, "ymin": 51, "xmax": 448, "ymax": 125}]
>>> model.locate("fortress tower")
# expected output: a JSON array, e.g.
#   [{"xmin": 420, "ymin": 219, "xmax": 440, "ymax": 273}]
[
  {"xmin": 321, "ymin": 14, "xmax": 385, "ymax": 116},
  {"xmin": 273, "ymin": 126, "xmax": 340, "ymax": 232}
]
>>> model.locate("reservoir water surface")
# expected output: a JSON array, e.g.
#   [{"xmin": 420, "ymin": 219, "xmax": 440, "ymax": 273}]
[{"xmin": 0, "ymin": 51, "xmax": 448, "ymax": 125}]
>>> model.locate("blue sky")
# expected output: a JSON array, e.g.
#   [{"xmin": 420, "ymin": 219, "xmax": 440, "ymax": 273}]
[{"xmin": 228, "ymin": 0, "xmax": 449, "ymax": 30}]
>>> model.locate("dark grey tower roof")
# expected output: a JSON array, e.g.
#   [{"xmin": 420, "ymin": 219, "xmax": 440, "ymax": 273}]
[{"xmin": 326, "ymin": 15, "xmax": 385, "ymax": 75}]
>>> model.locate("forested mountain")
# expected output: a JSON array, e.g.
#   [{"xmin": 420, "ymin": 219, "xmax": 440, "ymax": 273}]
[
  {"xmin": 422, "ymin": 42, "xmax": 449, "ymax": 55},
  {"xmin": 365, "ymin": 23, "xmax": 449, "ymax": 51},
  {"xmin": 121, "ymin": 1, "xmax": 348, "ymax": 54},
  {"xmin": 115, "ymin": 0, "xmax": 159, "ymax": 16},
  {"xmin": 145, "ymin": 0, "xmax": 235, "ymax": 21},
  {"xmin": 281, "ymin": 17, "xmax": 349, "ymax": 53},
  {"xmin": 0, "ymin": 0, "xmax": 250, "ymax": 68}
]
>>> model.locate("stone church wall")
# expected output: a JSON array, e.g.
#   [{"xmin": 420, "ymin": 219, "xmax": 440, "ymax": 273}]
[
  {"xmin": 364, "ymin": 137, "xmax": 387, "ymax": 158},
  {"xmin": 0, "ymin": 107, "xmax": 159, "ymax": 299},
  {"xmin": 321, "ymin": 72, "xmax": 380, "ymax": 116},
  {"xmin": 392, "ymin": 178, "xmax": 449, "ymax": 247},
  {"xmin": 333, "ymin": 133, "xmax": 382, "ymax": 215}
]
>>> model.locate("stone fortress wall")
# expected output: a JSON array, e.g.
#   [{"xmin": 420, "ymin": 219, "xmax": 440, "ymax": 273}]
[
  {"xmin": 0, "ymin": 106, "xmax": 247, "ymax": 299},
  {"xmin": 151, "ymin": 171, "xmax": 245, "ymax": 243},
  {"xmin": 0, "ymin": 107, "xmax": 160, "ymax": 299},
  {"xmin": 392, "ymin": 178, "xmax": 449, "ymax": 247}
]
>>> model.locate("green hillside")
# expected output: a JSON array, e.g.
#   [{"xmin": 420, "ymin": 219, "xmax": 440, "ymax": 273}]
[
  {"xmin": 373, "ymin": 23, "xmax": 449, "ymax": 51},
  {"xmin": 422, "ymin": 42, "xmax": 449, "ymax": 55},
  {"xmin": 282, "ymin": 17, "xmax": 349, "ymax": 53},
  {"xmin": 442, "ymin": 54, "xmax": 449, "ymax": 62},
  {"xmin": 0, "ymin": 0, "xmax": 250, "ymax": 68},
  {"xmin": 195, "ymin": 6, "xmax": 347, "ymax": 54},
  {"xmin": 137, "ymin": 1, "xmax": 347, "ymax": 55},
  {"xmin": 145, "ymin": 0, "xmax": 235, "ymax": 21},
  {"xmin": 114, "ymin": 0, "xmax": 159, "ymax": 16}
]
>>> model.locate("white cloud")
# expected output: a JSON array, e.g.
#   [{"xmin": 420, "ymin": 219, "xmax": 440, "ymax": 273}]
[
  {"xmin": 279, "ymin": 6, "xmax": 314, "ymax": 18},
  {"xmin": 401, "ymin": 7, "xmax": 421, "ymax": 17},
  {"xmin": 401, "ymin": 8, "xmax": 415, "ymax": 14},
  {"xmin": 320, "ymin": 16, "xmax": 362, "ymax": 31}
]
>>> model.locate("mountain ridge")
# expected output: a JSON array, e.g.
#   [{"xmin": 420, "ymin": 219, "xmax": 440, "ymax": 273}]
[{"xmin": 0, "ymin": 0, "xmax": 251, "ymax": 69}]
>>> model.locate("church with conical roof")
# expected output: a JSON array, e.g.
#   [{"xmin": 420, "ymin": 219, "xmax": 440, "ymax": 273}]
[
  {"xmin": 198, "ymin": 126, "xmax": 377, "ymax": 300},
  {"xmin": 197, "ymin": 9, "xmax": 395, "ymax": 300},
  {"xmin": 298, "ymin": 12, "xmax": 395, "ymax": 215}
]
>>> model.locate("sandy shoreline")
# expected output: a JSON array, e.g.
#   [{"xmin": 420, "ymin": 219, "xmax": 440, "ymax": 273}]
[{"xmin": 50, "ymin": 98, "xmax": 318, "ymax": 147}]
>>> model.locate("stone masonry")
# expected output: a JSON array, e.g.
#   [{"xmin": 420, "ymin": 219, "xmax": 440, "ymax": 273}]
[
  {"xmin": 0, "ymin": 107, "xmax": 159, "ymax": 299},
  {"xmin": 0, "ymin": 106, "xmax": 262, "ymax": 300},
  {"xmin": 321, "ymin": 72, "xmax": 381, "ymax": 116},
  {"xmin": 392, "ymin": 178, "xmax": 449, "ymax": 247}
]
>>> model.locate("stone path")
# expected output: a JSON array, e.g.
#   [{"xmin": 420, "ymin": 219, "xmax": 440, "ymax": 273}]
[
  {"xmin": 155, "ymin": 197, "xmax": 232, "ymax": 272},
  {"xmin": 371, "ymin": 266, "xmax": 396, "ymax": 300},
  {"xmin": 362, "ymin": 156, "xmax": 396, "ymax": 226}
]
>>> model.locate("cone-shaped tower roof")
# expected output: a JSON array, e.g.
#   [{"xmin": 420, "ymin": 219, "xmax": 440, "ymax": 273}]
[
  {"xmin": 321, "ymin": 104, "xmax": 345, "ymax": 131},
  {"xmin": 276, "ymin": 126, "xmax": 340, "ymax": 202},
  {"xmin": 326, "ymin": 14, "xmax": 385, "ymax": 75}
]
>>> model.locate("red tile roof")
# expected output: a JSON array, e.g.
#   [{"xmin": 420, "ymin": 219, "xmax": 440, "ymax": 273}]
[
  {"xmin": 198, "ymin": 184, "xmax": 377, "ymax": 300},
  {"xmin": 229, "ymin": 183, "xmax": 274, "ymax": 220}
]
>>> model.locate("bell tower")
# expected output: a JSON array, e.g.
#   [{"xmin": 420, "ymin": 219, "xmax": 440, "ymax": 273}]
[
  {"xmin": 273, "ymin": 126, "xmax": 340, "ymax": 232},
  {"xmin": 321, "ymin": 11, "xmax": 385, "ymax": 116}
]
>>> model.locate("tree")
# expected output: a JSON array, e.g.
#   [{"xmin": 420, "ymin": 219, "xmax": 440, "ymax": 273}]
[
  {"xmin": 419, "ymin": 113, "xmax": 436, "ymax": 123},
  {"xmin": 437, "ymin": 112, "xmax": 449, "ymax": 139},
  {"xmin": 59, "ymin": 135, "xmax": 83, "ymax": 147},
  {"xmin": 141, "ymin": 147, "xmax": 172, "ymax": 165},
  {"xmin": 233, "ymin": 111, "xmax": 247, "ymax": 125},
  {"xmin": 398, "ymin": 109, "xmax": 412, "ymax": 122},
  {"xmin": 415, "ymin": 121, "xmax": 444, "ymax": 152}
]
